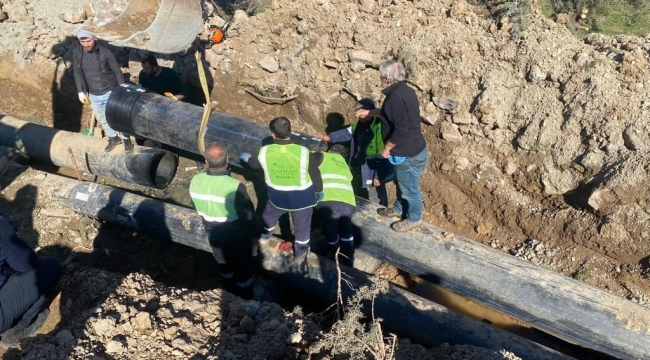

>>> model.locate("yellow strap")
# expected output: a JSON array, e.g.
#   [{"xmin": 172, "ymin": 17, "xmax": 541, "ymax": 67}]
[{"xmin": 195, "ymin": 50, "xmax": 212, "ymax": 155}]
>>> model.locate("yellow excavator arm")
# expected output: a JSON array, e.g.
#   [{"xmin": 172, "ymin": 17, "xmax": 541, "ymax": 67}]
[{"xmin": 86, "ymin": 0, "xmax": 203, "ymax": 54}]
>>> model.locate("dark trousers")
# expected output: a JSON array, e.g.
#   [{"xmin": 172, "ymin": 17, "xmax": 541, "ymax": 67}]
[
  {"xmin": 0, "ymin": 258, "xmax": 63, "ymax": 333},
  {"xmin": 261, "ymin": 202, "xmax": 313, "ymax": 257},
  {"xmin": 316, "ymin": 201, "xmax": 355, "ymax": 266},
  {"xmin": 206, "ymin": 222, "xmax": 254, "ymax": 298}
]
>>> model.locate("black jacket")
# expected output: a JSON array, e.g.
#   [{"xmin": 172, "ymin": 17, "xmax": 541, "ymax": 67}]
[
  {"xmin": 380, "ymin": 82, "xmax": 427, "ymax": 157},
  {"xmin": 73, "ymin": 43, "xmax": 124, "ymax": 96}
]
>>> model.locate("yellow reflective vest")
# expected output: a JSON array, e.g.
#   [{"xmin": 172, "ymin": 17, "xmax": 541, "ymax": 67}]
[
  {"xmin": 319, "ymin": 152, "xmax": 356, "ymax": 206},
  {"xmin": 189, "ymin": 173, "xmax": 240, "ymax": 222}
]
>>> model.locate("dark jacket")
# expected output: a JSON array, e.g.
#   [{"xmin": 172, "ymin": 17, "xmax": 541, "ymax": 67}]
[
  {"xmin": 328, "ymin": 120, "xmax": 393, "ymax": 187},
  {"xmin": 0, "ymin": 214, "xmax": 38, "ymax": 288},
  {"xmin": 73, "ymin": 43, "xmax": 124, "ymax": 96},
  {"xmin": 380, "ymin": 82, "xmax": 427, "ymax": 157}
]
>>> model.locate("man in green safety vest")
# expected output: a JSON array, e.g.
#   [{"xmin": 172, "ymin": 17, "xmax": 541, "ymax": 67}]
[
  {"xmin": 239, "ymin": 117, "xmax": 324, "ymax": 264},
  {"xmin": 316, "ymin": 98, "xmax": 393, "ymax": 206},
  {"xmin": 315, "ymin": 144, "xmax": 356, "ymax": 266},
  {"xmin": 190, "ymin": 143, "xmax": 260, "ymax": 299}
]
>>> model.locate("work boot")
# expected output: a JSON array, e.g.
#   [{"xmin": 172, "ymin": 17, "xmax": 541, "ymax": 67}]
[
  {"xmin": 377, "ymin": 207, "xmax": 400, "ymax": 218},
  {"xmin": 123, "ymin": 138, "xmax": 134, "ymax": 154},
  {"xmin": 104, "ymin": 136, "xmax": 122, "ymax": 153},
  {"xmin": 1, "ymin": 309, "xmax": 50, "ymax": 349},
  {"xmin": 391, "ymin": 219, "xmax": 423, "ymax": 233}
]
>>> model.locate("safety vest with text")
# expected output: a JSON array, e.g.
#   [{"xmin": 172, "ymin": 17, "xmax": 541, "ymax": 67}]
[
  {"xmin": 189, "ymin": 173, "xmax": 240, "ymax": 223},
  {"xmin": 350, "ymin": 118, "xmax": 384, "ymax": 158},
  {"xmin": 319, "ymin": 152, "xmax": 356, "ymax": 206},
  {"xmin": 258, "ymin": 143, "xmax": 313, "ymax": 191}
]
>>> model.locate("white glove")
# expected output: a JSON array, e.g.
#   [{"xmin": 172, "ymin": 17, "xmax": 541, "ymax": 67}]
[{"xmin": 78, "ymin": 92, "xmax": 89, "ymax": 104}]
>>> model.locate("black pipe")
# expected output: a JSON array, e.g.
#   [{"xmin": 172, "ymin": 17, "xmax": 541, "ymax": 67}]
[
  {"xmin": 48, "ymin": 175, "xmax": 572, "ymax": 360},
  {"xmin": 0, "ymin": 116, "xmax": 177, "ymax": 189},
  {"xmin": 106, "ymin": 84, "xmax": 327, "ymax": 165}
]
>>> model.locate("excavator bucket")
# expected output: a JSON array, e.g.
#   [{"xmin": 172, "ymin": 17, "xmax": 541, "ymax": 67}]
[{"xmin": 86, "ymin": 0, "xmax": 203, "ymax": 54}]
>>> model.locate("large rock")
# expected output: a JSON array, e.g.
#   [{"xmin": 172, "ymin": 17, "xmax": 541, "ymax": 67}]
[
  {"xmin": 348, "ymin": 50, "xmax": 379, "ymax": 67},
  {"xmin": 259, "ymin": 56, "xmax": 280, "ymax": 73},
  {"xmin": 622, "ymin": 126, "xmax": 646, "ymax": 151},
  {"xmin": 59, "ymin": 8, "xmax": 86, "ymax": 24},
  {"xmin": 440, "ymin": 122, "xmax": 463, "ymax": 143},
  {"xmin": 4, "ymin": 1, "xmax": 32, "ymax": 23},
  {"xmin": 92, "ymin": 318, "xmax": 116, "ymax": 337}
]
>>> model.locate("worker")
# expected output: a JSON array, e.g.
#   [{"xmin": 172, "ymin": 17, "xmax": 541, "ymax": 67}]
[
  {"xmin": 316, "ymin": 98, "xmax": 393, "ymax": 206},
  {"xmin": 73, "ymin": 26, "xmax": 133, "ymax": 154},
  {"xmin": 189, "ymin": 143, "xmax": 259, "ymax": 299},
  {"xmin": 239, "ymin": 117, "xmax": 324, "ymax": 264},
  {"xmin": 138, "ymin": 55, "xmax": 187, "ymax": 101},
  {"xmin": 0, "ymin": 213, "xmax": 63, "ymax": 348},
  {"xmin": 355, "ymin": 60, "xmax": 429, "ymax": 232},
  {"xmin": 315, "ymin": 144, "xmax": 356, "ymax": 266}
]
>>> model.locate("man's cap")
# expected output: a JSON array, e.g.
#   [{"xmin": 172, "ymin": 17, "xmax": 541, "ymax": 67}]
[
  {"xmin": 354, "ymin": 98, "xmax": 376, "ymax": 111},
  {"xmin": 76, "ymin": 26, "xmax": 97, "ymax": 40}
]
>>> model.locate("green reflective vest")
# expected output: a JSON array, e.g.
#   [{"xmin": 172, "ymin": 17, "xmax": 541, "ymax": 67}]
[
  {"xmin": 258, "ymin": 143, "xmax": 313, "ymax": 191},
  {"xmin": 350, "ymin": 118, "xmax": 384, "ymax": 157},
  {"xmin": 189, "ymin": 173, "xmax": 240, "ymax": 222},
  {"xmin": 319, "ymin": 152, "xmax": 356, "ymax": 206}
]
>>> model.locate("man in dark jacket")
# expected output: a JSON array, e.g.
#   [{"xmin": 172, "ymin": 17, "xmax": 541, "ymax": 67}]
[
  {"xmin": 355, "ymin": 60, "xmax": 429, "ymax": 232},
  {"xmin": 0, "ymin": 213, "xmax": 63, "ymax": 348},
  {"xmin": 73, "ymin": 27, "xmax": 133, "ymax": 154},
  {"xmin": 189, "ymin": 143, "xmax": 260, "ymax": 299},
  {"xmin": 239, "ymin": 117, "xmax": 324, "ymax": 263},
  {"xmin": 138, "ymin": 55, "xmax": 187, "ymax": 101},
  {"xmin": 316, "ymin": 98, "xmax": 393, "ymax": 206}
]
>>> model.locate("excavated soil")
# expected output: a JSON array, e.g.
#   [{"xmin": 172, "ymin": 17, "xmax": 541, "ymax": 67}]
[{"xmin": 1, "ymin": 0, "xmax": 650, "ymax": 357}]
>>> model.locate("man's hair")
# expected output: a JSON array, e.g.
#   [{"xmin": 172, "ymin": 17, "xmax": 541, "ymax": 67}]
[
  {"xmin": 329, "ymin": 144, "xmax": 348, "ymax": 158},
  {"xmin": 205, "ymin": 143, "xmax": 228, "ymax": 169},
  {"xmin": 141, "ymin": 55, "xmax": 159, "ymax": 68},
  {"xmin": 379, "ymin": 60, "xmax": 406, "ymax": 83},
  {"xmin": 269, "ymin": 117, "xmax": 292, "ymax": 139},
  {"xmin": 354, "ymin": 98, "xmax": 376, "ymax": 111}
]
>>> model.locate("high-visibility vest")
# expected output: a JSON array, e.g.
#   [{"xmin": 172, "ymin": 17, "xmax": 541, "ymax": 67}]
[
  {"xmin": 319, "ymin": 152, "xmax": 356, "ymax": 206},
  {"xmin": 350, "ymin": 117, "xmax": 384, "ymax": 158},
  {"xmin": 189, "ymin": 173, "xmax": 240, "ymax": 223},
  {"xmin": 258, "ymin": 143, "xmax": 313, "ymax": 191}
]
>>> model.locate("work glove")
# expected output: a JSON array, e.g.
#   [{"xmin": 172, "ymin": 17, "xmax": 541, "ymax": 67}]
[
  {"xmin": 78, "ymin": 92, "xmax": 90, "ymax": 105},
  {"xmin": 239, "ymin": 152, "xmax": 252, "ymax": 163},
  {"xmin": 164, "ymin": 92, "xmax": 177, "ymax": 100},
  {"xmin": 315, "ymin": 191, "xmax": 325, "ymax": 203}
]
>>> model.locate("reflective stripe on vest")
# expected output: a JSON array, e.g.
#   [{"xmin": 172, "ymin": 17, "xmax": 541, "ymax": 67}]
[
  {"xmin": 189, "ymin": 173, "xmax": 240, "ymax": 223},
  {"xmin": 258, "ymin": 144, "xmax": 313, "ymax": 191},
  {"xmin": 318, "ymin": 152, "xmax": 356, "ymax": 206},
  {"xmin": 350, "ymin": 117, "xmax": 384, "ymax": 157}
]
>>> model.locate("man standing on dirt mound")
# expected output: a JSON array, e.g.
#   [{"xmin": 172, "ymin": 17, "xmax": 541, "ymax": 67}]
[
  {"xmin": 355, "ymin": 60, "xmax": 429, "ymax": 232},
  {"xmin": 0, "ymin": 213, "xmax": 63, "ymax": 348},
  {"xmin": 73, "ymin": 26, "xmax": 133, "ymax": 154},
  {"xmin": 240, "ymin": 117, "xmax": 324, "ymax": 264},
  {"xmin": 189, "ymin": 143, "xmax": 259, "ymax": 299}
]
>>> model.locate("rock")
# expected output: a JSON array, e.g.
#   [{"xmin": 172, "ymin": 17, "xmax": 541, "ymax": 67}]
[
  {"xmin": 622, "ymin": 126, "xmax": 645, "ymax": 151},
  {"xmin": 588, "ymin": 188, "xmax": 617, "ymax": 211},
  {"xmin": 431, "ymin": 96, "xmax": 459, "ymax": 110},
  {"xmin": 555, "ymin": 13, "xmax": 571, "ymax": 24},
  {"xmin": 527, "ymin": 64, "xmax": 546, "ymax": 82},
  {"xmin": 423, "ymin": 113, "xmax": 440, "ymax": 126},
  {"xmin": 504, "ymin": 161, "xmax": 517, "ymax": 175},
  {"xmin": 92, "ymin": 318, "xmax": 116, "ymax": 337},
  {"xmin": 132, "ymin": 312, "xmax": 152, "ymax": 331},
  {"xmin": 451, "ymin": 111, "xmax": 474, "ymax": 125},
  {"xmin": 349, "ymin": 61, "xmax": 366, "ymax": 72},
  {"xmin": 105, "ymin": 340, "xmax": 124, "ymax": 354},
  {"xmin": 574, "ymin": 52, "xmax": 590, "ymax": 67},
  {"xmin": 358, "ymin": 0, "xmax": 375, "ymax": 13},
  {"xmin": 455, "ymin": 157, "xmax": 470, "ymax": 170},
  {"xmin": 271, "ymin": 0, "xmax": 280, "ymax": 10},
  {"xmin": 259, "ymin": 56, "xmax": 280, "ymax": 73},
  {"xmin": 450, "ymin": 0, "xmax": 467, "ymax": 17},
  {"xmin": 233, "ymin": 9, "xmax": 248, "ymax": 24},
  {"xmin": 59, "ymin": 8, "xmax": 86, "ymax": 23},
  {"xmin": 440, "ymin": 122, "xmax": 463, "ymax": 142},
  {"xmin": 0, "ymin": 10, "xmax": 7, "ymax": 23},
  {"xmin": 348, "ymin": 50, "xmax": 379, "ymax": 67},
  {"xmin": 55, "ymin": 329, "xmax": 75, "ymax": 344},
  {"xmin": 541, "ymin": 165, "xmax": 576, "ymax": 195},
  {"xmin": 5, "ymin": 1, "xmax": 32, "ymax": 22},
  {"xmin": 287, "ymin": 332, "xmax": 302, "ymax": 344},
  {"xmin": 239, "ymin": 315, "xmax": 256, "ymax": 334}
]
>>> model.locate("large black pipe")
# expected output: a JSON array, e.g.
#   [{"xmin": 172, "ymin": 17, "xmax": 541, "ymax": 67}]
[
  {"xmin": 106, "ymin": 84, "xmax": 327, "ymax": 165},
  {"xmin": 48, "ymin": 175, "xmax": 572, "ymax": 360},
  {"xmin": 0, "ymin": 116, "xmax": 177, "ymax": 189}
]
